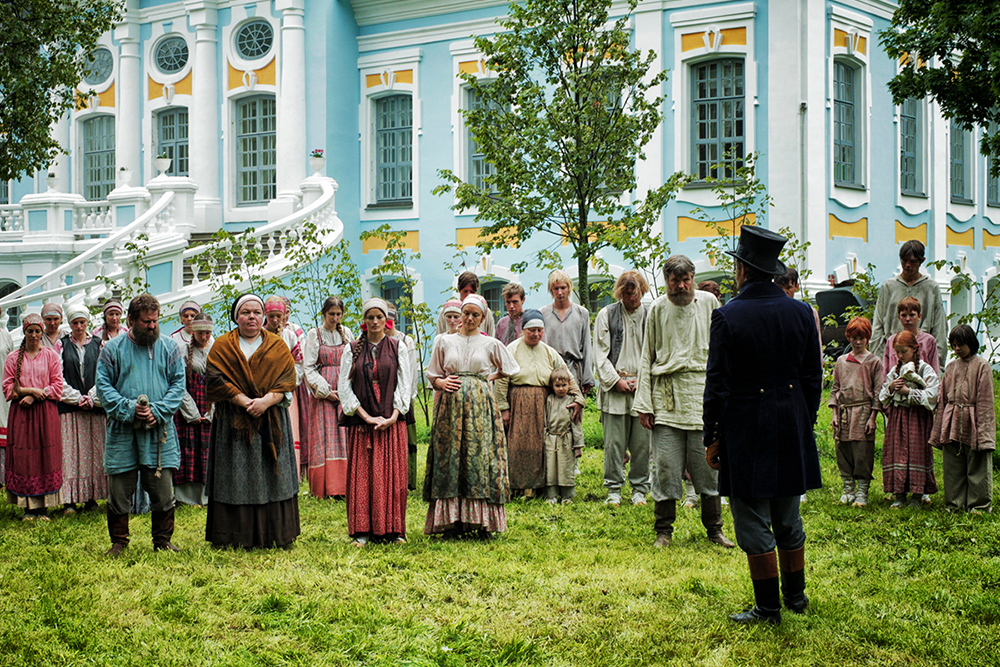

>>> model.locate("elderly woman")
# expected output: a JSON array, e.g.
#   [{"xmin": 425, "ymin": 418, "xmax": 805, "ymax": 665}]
[
  {"xmin": 94, "ymin": 299, "xmax": 127, "ymax": 346},
  {"xmin": 338, "ymin": 298, "xmax": 412, "ymax": 546},
  {"xmin": 303, "ymin": 296, "xmax": 354, "ymax": 499},
  {"xmin": 2, "ymin": 314, "xmax": 64, "ymax": 520},
  {"xmin": 425, "ymin": 295, "xmax": 519, "ymax": 537},
  {"xmin": 205, "ymin": 294, "xmax": 300, "ymax": 549},
  {"xmin": 495, "ymin": 309, "xmax": 585, "ymax": 496},
  {"xmin": 173, "ymin": 311, "xmax": 215, "ymax": 507},
  {"xmin": 58, "ymin": 304, "xmax": 107, "ymax": 515}
]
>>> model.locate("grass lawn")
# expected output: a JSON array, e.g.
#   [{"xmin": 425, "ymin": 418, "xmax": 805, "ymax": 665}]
[{"xmin": 0, "ymin": 394, "xmax": 997, "ymax": 666}]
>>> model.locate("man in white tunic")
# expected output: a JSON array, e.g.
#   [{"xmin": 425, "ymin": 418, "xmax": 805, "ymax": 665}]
[
  {"xmin": 593, "ymin": 271, "xmax": 651, "ymax": 506},
  {"xmin": 634, "ymin": 255, "xmax": 735, "ymax": 549},
  {"xmin": 540, "ymin": 270, "xmax": 595, "ymax": 395}
]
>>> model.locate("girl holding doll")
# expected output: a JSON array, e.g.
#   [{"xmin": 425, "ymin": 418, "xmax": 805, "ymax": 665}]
[{"xmin": 878, "ymin": 330, "xmax": 939, "ymax": 509}]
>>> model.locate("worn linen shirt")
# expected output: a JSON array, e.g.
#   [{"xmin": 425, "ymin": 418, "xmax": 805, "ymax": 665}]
[
  {"xmin": 593, "ymin": 302, "xmax": 646, "ymax": 415},
  {"xmin": 302, "ymin": 325, "xmax": 353, "ymax": 398},
  {"xmin": 871, "ymin": 273, "xmax": 948, "ymax": 367},
  {"xmin": 633, "ymin": 291, "xmax": 717, "ymax": 429},
  {"xmin": 493, "ymin": 338, "xmax": 585, "ymax": 411},
  {"xmin": 495, "ymin": 314, "xmax": 524, "ymax": 346},
  {"xmin": 930, "ymin": 354, "xmax": 996, "ymax": 451},
  {"xmin": 96, "ymin": 334, "xmax": 186, "ymax": 475},
  {"xmin": 540, "ymin": 302, "xmax": 596, "ymax": 390},
  {"xmin": 828, "ymin": 351, "xmax": 884, "ymax": 442},
  {"xmin": 427, "ymin": 331, "xmax": 519, "ymax": 381}
]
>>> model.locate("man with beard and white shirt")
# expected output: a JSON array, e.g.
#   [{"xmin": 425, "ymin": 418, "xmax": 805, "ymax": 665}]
[
  {"xmin": 96, "ymin": 294, "xmax": 186, "ymax": 556},
  {"xmin": 634, "ymin": 255, "xmax": 735, "ymax": 549}
]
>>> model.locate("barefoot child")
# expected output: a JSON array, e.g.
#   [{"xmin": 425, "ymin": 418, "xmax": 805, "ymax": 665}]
[
  {"xmin": 544, "ymin": 368, "xmax": 583, "ymax": 504},
  {"xmin": 829, "ymin": 317, "xmax": 883, "ymax": 506},
  {"xmin": 929, "ymin": 325, "xmax": 994, "ymax": 513},
  {"xmin": 879, "ymin": 331, "xmax": 939, "ymax": 508}
]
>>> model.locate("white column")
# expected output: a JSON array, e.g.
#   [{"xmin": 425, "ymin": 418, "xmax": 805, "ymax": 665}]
[
  {"xmin": 634, "ymin": 6, "xmax": 665, "ymax": 296},
  {"xmin": 188, "ymin": 1, "xmax": 222, "ymax": 230},
  {"xmin": 271, "ymin": 0, "xmax": 307, "ymax": 218},
  {"xmin": 115, "ymin": 21, "xmax": 142, "ymax": 178},
  {"xmin": 801, "ymin": 0, "xmax": 830, "ymax": 294}
]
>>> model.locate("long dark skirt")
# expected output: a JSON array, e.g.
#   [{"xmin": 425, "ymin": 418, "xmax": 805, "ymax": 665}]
[
  {"xmin": 505, "ymin": 385, "xmax": 547, "ymax": 491},
  {"xmin": 6, "ymin": 399, "xmax": 62, "ymax": 499},
  {"xmin": 205, "ymin": 402, "xmax": 300, "ymax": 549}
]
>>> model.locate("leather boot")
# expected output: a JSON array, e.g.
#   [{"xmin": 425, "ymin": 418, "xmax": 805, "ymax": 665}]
[
  {"xmin": 730, "ymin": 551, "xmax": 782, "ymax": 625},
  {"xmin": 652, "ymin": 500, "xmax": 675, "ymax": 548},
  {"xmin": 152, "ymin": 507, "xmax": 181, "ymax": 552},
  {"xmin": 105, "ymin": 512, "xmax": 130, "ymax": 557},
  {"xmin": 778, "ymin": 546, "xmax": 808, "ymax": 613},
  {"xmin": 701, "ymin": 494, "xmax": 736, "ymax": 548}
]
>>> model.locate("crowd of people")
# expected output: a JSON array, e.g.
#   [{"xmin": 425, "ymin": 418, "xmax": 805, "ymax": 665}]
[{"xmin": 0, "ymin": 230, "xmax": 994, "ymax": 626}]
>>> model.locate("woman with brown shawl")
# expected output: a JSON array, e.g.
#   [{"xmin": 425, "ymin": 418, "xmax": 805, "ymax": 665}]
[{"xmin": 205, "ymin": 294, "xmax": 300, "ymax": 548}]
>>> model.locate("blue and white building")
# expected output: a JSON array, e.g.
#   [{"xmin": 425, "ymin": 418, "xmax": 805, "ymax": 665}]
[{"xmin": 2, "ymin": 0, "xmax": 997, "ymax": 336}]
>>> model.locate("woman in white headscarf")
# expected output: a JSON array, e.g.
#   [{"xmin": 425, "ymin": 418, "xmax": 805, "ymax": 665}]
[{"xmin": 424, "ymin": 294, "xmax": 519, "ymax": 538}]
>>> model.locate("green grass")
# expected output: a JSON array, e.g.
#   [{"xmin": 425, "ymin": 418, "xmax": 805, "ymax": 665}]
[{"xmin": 0, "ymin": 393, "xmax": 997, "ymax": 666}]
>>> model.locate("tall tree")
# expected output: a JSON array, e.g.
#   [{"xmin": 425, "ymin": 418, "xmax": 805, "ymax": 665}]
[
  {"xmin": 881, "ymin": 0, "xmax": 1000, "ymax": 165},
  {"xmin": 0, "ymin": 0, "xmax": 123, "ymax": 181},
  {"xmin": 434, "ymin": 0, "xmax": 688, "ymax": 301}
]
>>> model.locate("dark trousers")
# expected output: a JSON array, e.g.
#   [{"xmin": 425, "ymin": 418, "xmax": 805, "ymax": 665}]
[
  {"xmin": 729, "ymin": 496, "xmax": 805, "ymax": 555},
  {"xmin": 108, "ymin": 468, "xmax": 175, "ymax": 515}
]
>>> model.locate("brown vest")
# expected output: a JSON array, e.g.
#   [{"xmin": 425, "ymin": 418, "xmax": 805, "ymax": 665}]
[{"xmin": 340, "ymin": 335, "xmax": 400, "ymax": 426}]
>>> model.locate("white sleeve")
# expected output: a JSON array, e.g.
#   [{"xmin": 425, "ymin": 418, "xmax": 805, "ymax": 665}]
[
  {"xmin": 303, "ymin": 330, "xmax": 331, "ymax": 398},
  {"xmin": 394, "ymin": 344, "xmax": 413, "ymax": 415},
  {"xmin": 338, "ymin": 344, "xmax": 360, "ymax": 416}
]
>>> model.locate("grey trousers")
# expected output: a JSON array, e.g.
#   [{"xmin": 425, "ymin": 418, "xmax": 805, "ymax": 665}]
[
  {"xmin": 108, "ymin": 467, "xmax": 175, "ymax": 515},
  {"xmin": 650, "ymin": 424, "xmax": 718, "ymax": 502},
  {"xmin": 601, "ymin": 412, "xmax": 650, "ymax": 495},
  {"xmin": 836, "ymin": 439, "xmax": 875, "ymax": 481},
  {"xmin": 729, "ymin": 496, "xmax": 805, "ymax": 556},
  {"xmin": 942, "ymin": 442, "xmax": 993, "ymax": 512}
]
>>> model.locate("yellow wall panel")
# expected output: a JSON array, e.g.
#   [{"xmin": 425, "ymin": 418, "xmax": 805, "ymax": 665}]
[
  {"xmin": 256, "ymin": 59, "xmax": 275, "ymax": 86},
  {"xmin": 459, "ymin": 61, "xmax": 482, "ymax": 75},
  {"xmin": 148, "ymin": 76, "xmax": 160, "ymax": 100},
  {"xmin": 395, "ymin": 69, "xmax": 413, "ymax": 84},
  {"xmin": 828, "ymin": 214, "xmax": 868, "ymax": 241},
  {"xmin": 677, "ymin": 213, "xmax": 755, "ymax": 242},
  {"xmin": 681, "ymin": 33, "xmax": 704, "ymax": 52},
  {"xmin": 363, "ymin": 231, "xmax": 419, "ymax": 254},
  {"xmin": 895, "ymin": 220, "xmax": 927, "ymax": 245},
  {"xmin": 228, "ymin": 62, "xmax": 244, "ymax": 90},
  {"xmin": 834, "ymin": 29, "xmax": 867, "ymax": 55},
  {"xmin": 681, "ymin": 27, "xmax": 747, "ymax": 52},
  {"xmin": 946, "ymin": 226, "xmax": 975, "ymax": 249},
  {"xmin": 722, "ymin": 27, "xmax": 747, "ymax": 46},
  {"xmin": 174, "ymin": 71, "xmax": 193, "ymax": 96},
  {"xmin": 455, "ymin": 226, "xmax": 517, "ymax": 249},
  {"xmin": 97, "ymin": 82, "xmax": 115, "ymax": 108},
  {"xmin": 983, "ymin": 228, "xmax": 1000, "ymax": 248}
]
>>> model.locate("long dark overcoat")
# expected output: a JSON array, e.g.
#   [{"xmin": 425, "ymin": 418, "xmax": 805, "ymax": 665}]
[{"xmin": 703, "ymin": 280, "xmax": 823, "ymax": 498}]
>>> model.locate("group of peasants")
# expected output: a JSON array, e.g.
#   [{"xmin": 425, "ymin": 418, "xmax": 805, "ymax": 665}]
[{"xmin": 0, "ymin": 227, "xmax": 993, "ymax": 625}]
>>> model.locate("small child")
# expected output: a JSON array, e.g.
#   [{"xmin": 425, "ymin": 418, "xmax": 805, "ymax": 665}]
[
  {"xmin": 883, "ymin": 296, "xmax": 941, "ymax": 376},
  {"xmin": 929, "ymin": 325, "xmax": 995, "ymax": 513},
  {"xmin": 829, "ymin": 316, "xmax": 883, "ymax": 506},
  {"xmin": 879, "ymin": 330, "xmax": 939, "ymax": 508},
  {"xmin": 544, "ymin": 367, "xmax": 583, "ymax": 504}
]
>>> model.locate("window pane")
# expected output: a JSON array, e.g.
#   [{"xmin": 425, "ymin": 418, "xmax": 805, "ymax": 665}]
[
  {"xmin": 375, "ymin": 95, "xmax": 413, "ymax": 203},
  {"xmin": 691, "ymin": 59, "xmax": 744, "ymax": 179},
  {"xmin": 83, "ymin": 116, "xmax": 115, "ymax": 201},
  {"xmin": 235, "ymin": 96, "xmax": 276, "ymax": 206},
  {"xmin": 833, "ymin": 62, "xmax": 856, "ymax": 185}
]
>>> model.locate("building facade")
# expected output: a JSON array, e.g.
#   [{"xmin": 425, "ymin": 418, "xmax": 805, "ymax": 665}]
[{"xmin": 1, "ymin": 0, "xmax": 997, "ymax": 336}]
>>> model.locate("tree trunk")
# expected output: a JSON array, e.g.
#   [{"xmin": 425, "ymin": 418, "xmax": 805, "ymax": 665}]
[{"xmin": 578, "ymin": 246, "xmax": 590, "ymax": 313}]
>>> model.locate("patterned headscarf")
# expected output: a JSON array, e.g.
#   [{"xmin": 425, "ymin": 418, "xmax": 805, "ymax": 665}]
[
  {"xmin": 179, "ymin": 300, "xmax": 201, "ymax": 316},
  {"xmin": 191, "ymin": 311, "xmax": 214, "ymax": 332},
  {"xmin": 441, "ymin": 299, "xmax": 463, "ymax": 316},
  {"xmin": 41, "ymin": 302, "xmax": 63, "ymax": 319},
  {"xmin": 102, "ymin": 299, "xmax": 124, "ymax": 316},
  {"xmin": 263, "ymin": 296, "xmax": 287, "ymax": 315},
  {"xmin": 22, "ymin": 313, "xmax": 43, "ymax": 332},
  {"xmin": 462, "ymin": 294, "xmax": 489, "ymax": 316}
]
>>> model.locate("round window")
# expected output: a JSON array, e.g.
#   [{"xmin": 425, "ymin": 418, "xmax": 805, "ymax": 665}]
[
  {"xmin": 155, "ymin": 36, "xmax": 189, "ymax": 74},
  {"xmin": 235, "ymin": 19, "xmax": 273, "ymax": 60},
  {"xmin": 83, "ymin": 48, "xmax": 114, "ymax": 86}
]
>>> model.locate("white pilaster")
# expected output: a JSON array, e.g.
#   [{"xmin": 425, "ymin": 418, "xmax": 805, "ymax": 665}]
[
  {"xmin": 634, "ymin": 5, "xmax": 664, "ymax": 296},
  {"xmin": 802, "ymin": 0, "xmax": 830, "ymax": 294},
  {"xmin": 271, "ymin": 0, "xmax": 307, "ymax": 219},
  {"xmin": 188, "ymin": 1, "xmax": 222, "ymax": 231},
  {"xmin": 115, "ymin": 21, "xmax": 142, "ymax": 178}
]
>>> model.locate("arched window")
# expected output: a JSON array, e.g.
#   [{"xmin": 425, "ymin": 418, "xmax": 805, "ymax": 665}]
[
  {"xmin": 235, "ymin": 96, "xmax": 277, "ymax": 206},
  {"xmin": 83, "ymin": 115, "xmax": 115, "ymax": 201},
  {"xmin": 157, "ymin": 107, "xmax": 189, "ymax": 176}
]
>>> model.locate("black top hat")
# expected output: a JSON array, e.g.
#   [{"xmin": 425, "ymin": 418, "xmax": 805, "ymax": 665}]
[{"xmin": 725, "ymin": 225, "xmax": 788, "ymax": 276}]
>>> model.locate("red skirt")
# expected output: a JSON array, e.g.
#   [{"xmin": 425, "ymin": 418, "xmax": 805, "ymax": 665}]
[
  {"xmin": 5, "ymin": 399, "xmax": 62, "ymax": 497},
  {"xmin": 883, "ymin": 405, "xmax": 938, "ymax": 495},
  {"xmin": 346, "ymin": 421, "xmax": 408, "ymax": 537}
]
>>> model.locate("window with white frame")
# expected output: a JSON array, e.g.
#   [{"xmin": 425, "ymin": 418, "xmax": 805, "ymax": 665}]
[
  {"xmin": 691, "ymin": 58, "xmax": 744, "ymax": 180},
  {"xmin": 374, "ymin": 94, "xmax": 413, "ymax": 205},
  {"xmin": 480, "ymin": 279, "xmax": 506, "ymax": 316},
  {"xmin": 379, "ymin": 278, "xmax": 411, "ymax": 333},
  {"xmin": 235, "ymin": 95, "xmax": 276, "ymax": 206},
  {"xmin": 83, "ymin": 115, "xmax": 115, "ymax": 201},
  {"xmin": 988, "ymin": 136, "xmax": 1000, "ymax": 207},
  {"xmin": 833, "ymin": 60, "xmax": 860, "ymax": 187},
  {"xmin": 899, "ymin": 98, "xmax": 923, "ymax": 196},
  {"xmin": 0, "ymin": 180, "xmax": 8, "ymax": 205},
  {"xmin": 157, "ymin": 108, "xmax": 189, "ymax": 177},
  {"xmin": 466, "ymin": 87, "xmax": 496, "ymax": 191},
  {"xmin": 951, "ymin": 120, "xmax": 973, "ymax": 204}
]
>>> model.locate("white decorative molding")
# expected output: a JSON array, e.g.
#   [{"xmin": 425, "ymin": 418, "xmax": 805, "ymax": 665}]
[
  {"xmin": 351, "ymin": 0, "xmax": 509, "ymax": 27},
  {"xmin": 669, "ymin": 2, "xmax": 756, "ymax": 28},
  {"xmin": 358, "ymin": 17, "xmax": 503, "ymax": 53}
]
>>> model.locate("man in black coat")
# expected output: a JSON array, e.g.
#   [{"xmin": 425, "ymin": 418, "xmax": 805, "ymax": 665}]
[{"xmin": 703, "ymin": 225, "xmax": 823, "ymax": 625}]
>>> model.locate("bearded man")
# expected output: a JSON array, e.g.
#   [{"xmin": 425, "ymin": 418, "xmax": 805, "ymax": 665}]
[
  {"xmin": 634, "ymin": 255, "xmax": 735, "ymax": 549},
  {"xmin": 96, "ymin": 294, "xmax": 186, "ymax": 556}
]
